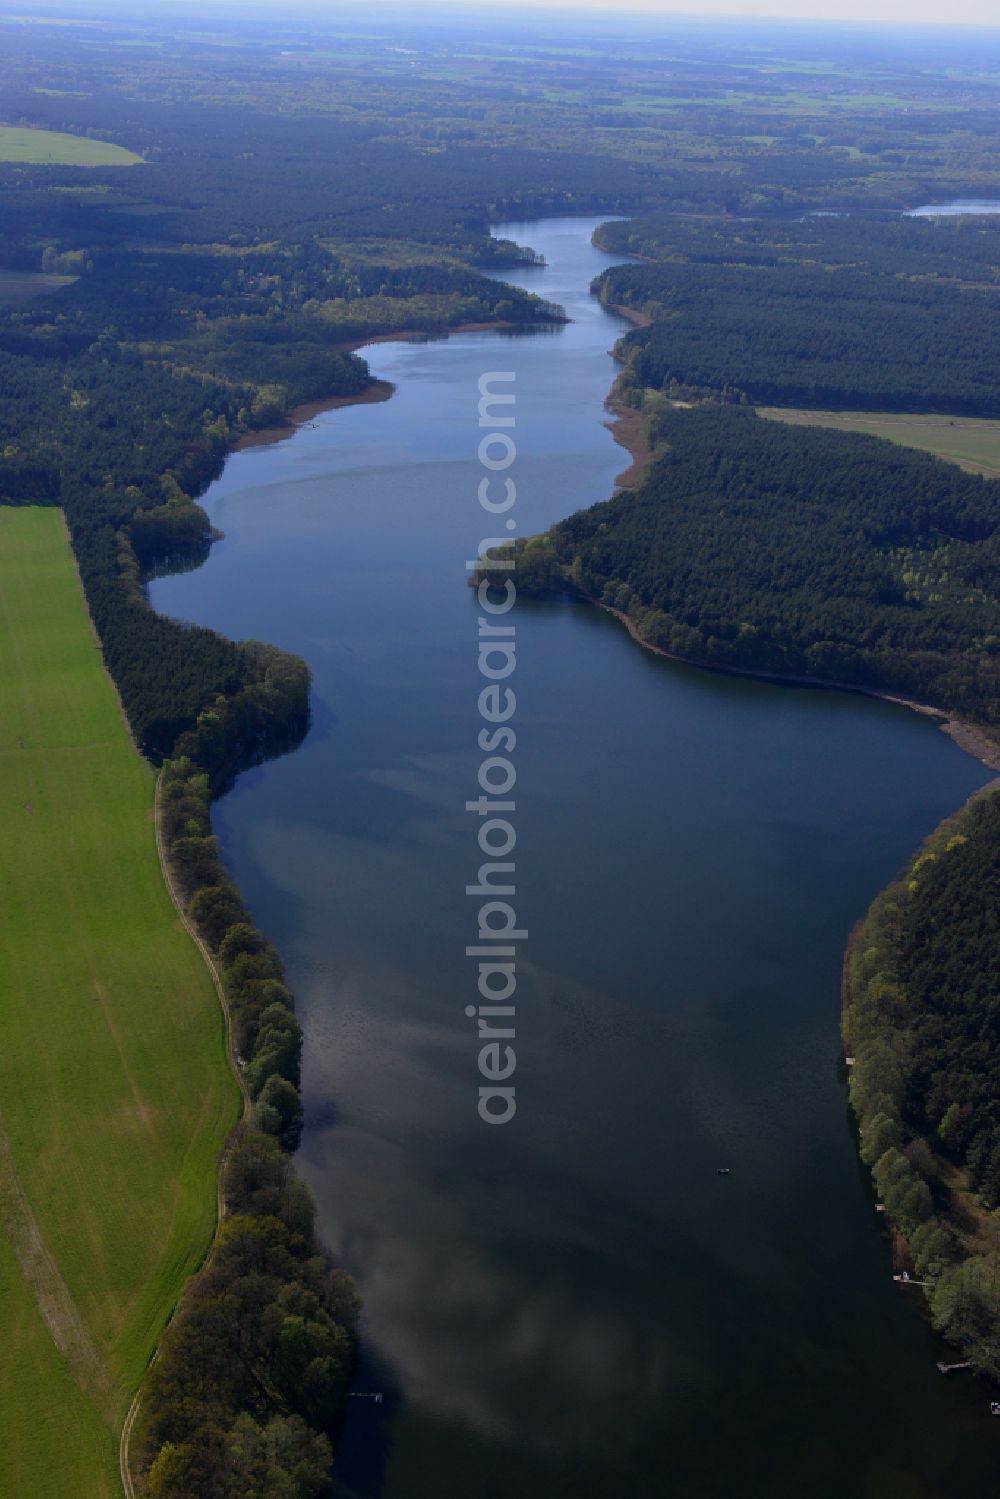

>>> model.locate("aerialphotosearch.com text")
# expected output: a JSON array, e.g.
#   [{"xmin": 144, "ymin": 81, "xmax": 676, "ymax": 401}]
[{"xmin": 466, "ymin": 370, "xmax": 522, "ymax": 1125}]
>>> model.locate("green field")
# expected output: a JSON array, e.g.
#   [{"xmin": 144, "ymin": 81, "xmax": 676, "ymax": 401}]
[
  {"xmin": 0, "ymin": 126, "xmax": 140, "ymax": 166},
  {"xmin": 758, "ymin": 407, "xmax": 1000, "ymax": 477},
  {"xmin": 0, "ymin": 269, "xmax": 76, "ymax": 306},
  {"xmin": 0, "ymin": 508, "xmax": 238, "ymax": 1497}
]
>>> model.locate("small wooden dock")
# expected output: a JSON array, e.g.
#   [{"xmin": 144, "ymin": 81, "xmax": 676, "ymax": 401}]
[{"xmin": 937, "ymin": 1361, "xmax": 971, "ymax": 1375}]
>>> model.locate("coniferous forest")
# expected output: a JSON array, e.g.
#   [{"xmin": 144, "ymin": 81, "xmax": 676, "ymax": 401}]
[
  {"xmin": 596, "ymin": 213, "xmax": 1000, "ymax": 415},
  {"xmin": 509, "ymin": 405, "xmax": 1000, "ymax": 722},
  {"xmin": 844, "ymin": 789, "xmax": 1000, "ymax": 1378}
]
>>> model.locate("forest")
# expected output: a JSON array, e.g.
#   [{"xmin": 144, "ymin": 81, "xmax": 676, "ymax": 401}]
[
  {"xmin": 594, "ymin": 210, "xmax": 1000, "ymax": 282},
  {"xmin": 844, "ymin": 789, "xmax": 1000, "ymax": 1377},
  {"xmin": 596, "ymin": 214, "xmax": 1000, "ymax": 416},
  {"xmin": 503, "ymin": 405, "xmax": 1000, "ymax": 726},
  {"xmin": 134, "ymin": 1131, "xmax": 361, "ymax": 1498}
]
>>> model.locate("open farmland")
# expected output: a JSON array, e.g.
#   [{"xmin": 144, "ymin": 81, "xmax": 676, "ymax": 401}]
[
  {"xmin": 0, "ymin": 269, "xmax": 76, "ymax": 306},
  {"xmin": 0, "ymin": 508, "xmax": 237, "ymax": 1499},
  {"xmin": 757, "ymin": 406, "xmax": 1000, "ymax": 477},
  {"xmin": 0, "ymin": 125, "xmax": 140, "ymax": 164}
]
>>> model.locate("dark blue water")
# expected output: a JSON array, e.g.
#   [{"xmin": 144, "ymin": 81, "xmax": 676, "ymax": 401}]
[{"xmin": 151, "ymin": 218, "xmax": 997, "ymax": 1498}]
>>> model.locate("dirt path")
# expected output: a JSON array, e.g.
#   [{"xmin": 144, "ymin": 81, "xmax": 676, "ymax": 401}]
[
  {"xmin": 118, "ymin": 1392, "xmax": 142, "ymax": 1499},
  {"xmin": 609, "ymin": 301, "xmax": 652, "ymax": 327}
]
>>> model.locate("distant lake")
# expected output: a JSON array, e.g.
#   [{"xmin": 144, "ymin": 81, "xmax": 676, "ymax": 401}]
[
  {"xmin": 907, "ymin": 199, "xmax": 1000, "ymax": 216},
  {"xmin": 151, "ymin": 218, "xmax": 999, "ymax": 1498}
]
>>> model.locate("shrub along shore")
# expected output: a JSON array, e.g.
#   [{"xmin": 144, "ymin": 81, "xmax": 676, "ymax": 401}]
[{"xmin": 125, "ymin": 721, "xmax": 360, "ymax": 1496}]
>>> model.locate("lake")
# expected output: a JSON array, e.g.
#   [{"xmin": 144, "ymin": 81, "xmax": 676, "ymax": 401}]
[{"xmin": 150, "ymin": 216, "xmax": 998, "ymax": 1498}]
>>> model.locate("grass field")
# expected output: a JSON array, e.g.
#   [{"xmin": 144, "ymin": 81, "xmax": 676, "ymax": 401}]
[
  {"xmin": 0, "ymin": 126, "xmax": 140, "ymax": 166},
  {"xmin": 0, "ymin": 269, "xmax": 76, "ymax": 307},
  {"xmin": 758, "ymin": 407, "xmax": 1000, "ymax": 477},
  {"xmin": 0, "ymin": 508, "xmax": 238, "ymax": 1497}
]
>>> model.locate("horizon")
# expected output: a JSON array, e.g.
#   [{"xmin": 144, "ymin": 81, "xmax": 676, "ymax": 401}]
[{"xmin": 8, "ymin": 0, "xmax": 1000, "ymax": 33}]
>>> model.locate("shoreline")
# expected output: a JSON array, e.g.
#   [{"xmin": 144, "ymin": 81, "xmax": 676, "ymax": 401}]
[
  {"xmin": 592, "ymin": 314, "xmax": 1000, "ymax": 774},
  {"xmin": 119, "ymin": 773, "xmax": 253, "ymax": 1497},
  {"xmin": 841, "ymin": 793, "xmax": 1000, "ymax": 1366},
  {"xmin": 232, "ymin": 316, "xmax": 564, "ymax": 452},
  {"xmin": 234, "ymin": 378, "xmax": 396, "ymax": 450},
  {"xmin": 601, "ymin": 301, "xmax": 652, "ymax": 489},
  {"xmin": 591, "ymin": 600, "xmax": 1000, "ymax": 773},
  {"xmin": 604, "ymin": 392, "xmax": 652, "ymax": 489}
]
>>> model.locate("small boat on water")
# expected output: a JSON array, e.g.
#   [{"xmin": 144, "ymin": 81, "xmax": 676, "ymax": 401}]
[
  {"xmin": 717, "ymin": 1167, "xmax": 732, "ymax": 1176},
  {"xmin": 991, "ymin": 1402, "xmax": 1000, "ymax": 1417}
]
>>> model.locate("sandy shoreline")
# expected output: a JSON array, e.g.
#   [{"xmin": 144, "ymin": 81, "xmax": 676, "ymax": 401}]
[
  {"xmin": 599, "ymin": 301, "xmax": 653, "ymax": 488},
  {"xmin": 604, "ymin": 393, "xmax": 651, "ymax": 489},
  {"xmin": 234, "ymin": 379, "xmax": 396, "ymax": 450}
]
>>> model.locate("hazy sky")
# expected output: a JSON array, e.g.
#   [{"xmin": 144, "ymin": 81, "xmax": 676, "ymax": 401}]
[
  {"xmin": 43, "ymin": 0, "xmax": 1000, "ymax": 32},
  {"xmin": 423, "ymin": 0, "xmax": 1000, "ymax": 27},
  {"xmin": 42, "ymin": 0, "xmax": 1000, "ymax": 33}
]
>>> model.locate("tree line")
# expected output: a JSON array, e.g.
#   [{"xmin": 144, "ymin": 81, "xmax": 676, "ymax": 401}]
[
  {"xmin": 844, "ymin": 789, "xmax": 1000, "ymax": 1379},
  {"xmin": 133, "ymin": 1130, "xmax": 360, "ymax": 1497},
  {"xmin": 128, "ymin": 718, "xmax": 353, "ymax": 1494}
]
